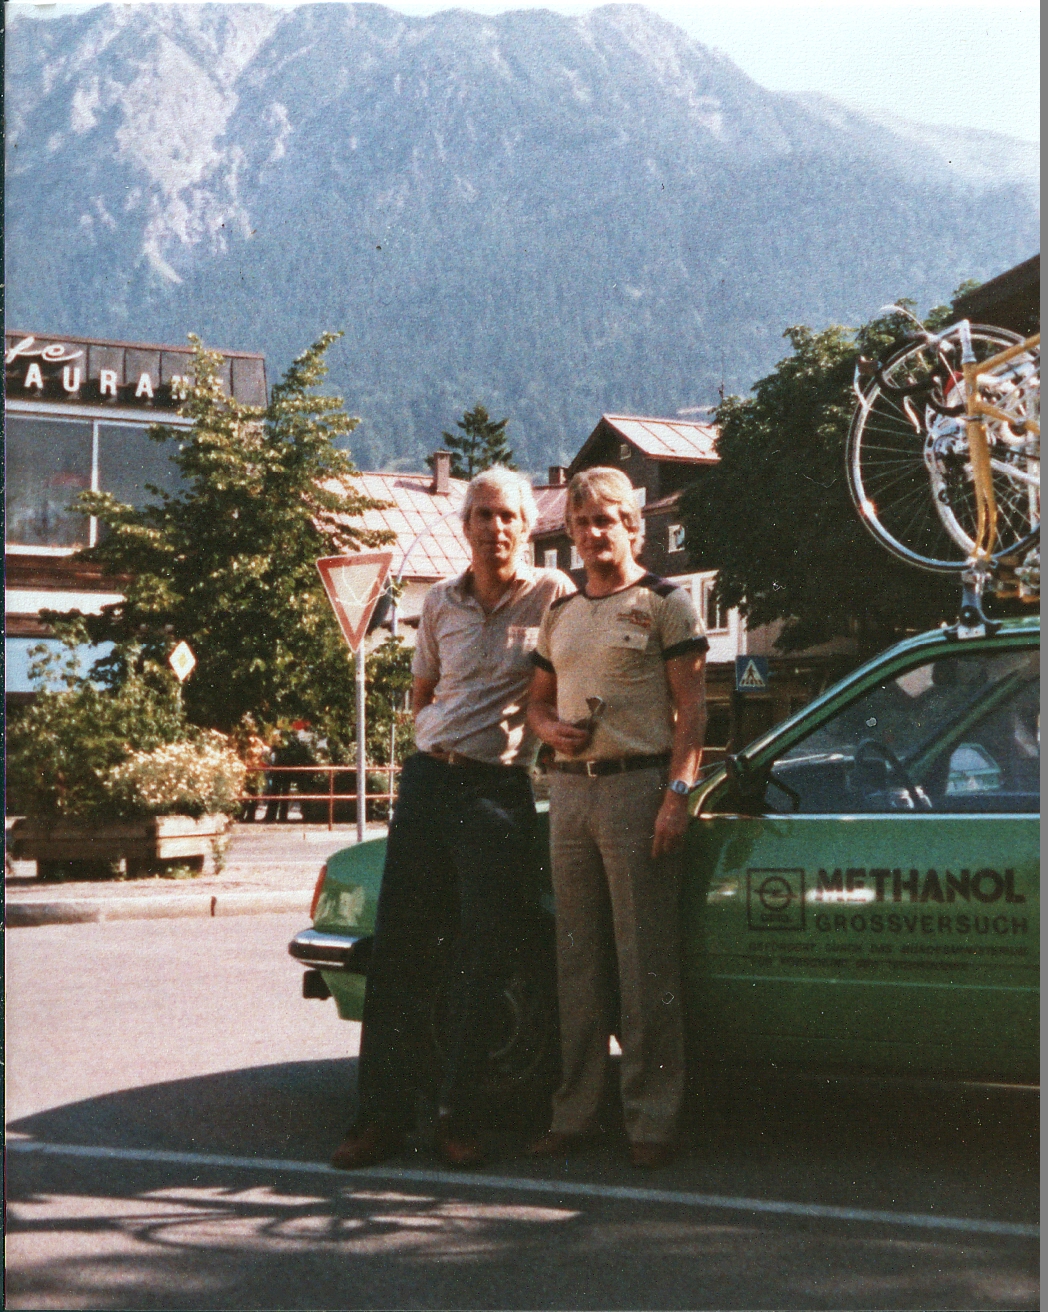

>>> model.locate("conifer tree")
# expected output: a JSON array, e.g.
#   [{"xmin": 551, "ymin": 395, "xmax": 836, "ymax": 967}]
[{"xmin": 438, "ymin": 403, "xmax": 515, "ymax": 478}]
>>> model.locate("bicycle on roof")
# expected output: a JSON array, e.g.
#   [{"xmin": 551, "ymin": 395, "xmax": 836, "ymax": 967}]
[{"xmin": 847, "ymin": 308, "xmax": 1039, "ymax": 612}]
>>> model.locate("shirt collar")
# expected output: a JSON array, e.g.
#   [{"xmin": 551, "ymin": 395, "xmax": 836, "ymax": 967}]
[{"xmin": 450, "ymin": 562, "xmax": 535, "ymax": 609}]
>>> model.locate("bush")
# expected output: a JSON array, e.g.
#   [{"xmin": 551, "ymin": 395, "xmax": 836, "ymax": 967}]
[
  {"xmin": 7, "ymin": 625, "xmax": 245, "ymax": 822},
  {"xmin": 106, "ymin": 732, "xmax": 247, "ymax": 818},
  {"xmin": 6, "ymin": 628, "xmax": 188, "ymax": 821}
]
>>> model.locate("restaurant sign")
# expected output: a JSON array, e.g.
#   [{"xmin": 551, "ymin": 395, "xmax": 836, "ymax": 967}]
[{"xmin": 5, "ymin": 334, "xmax": 194, "ymax": 409}]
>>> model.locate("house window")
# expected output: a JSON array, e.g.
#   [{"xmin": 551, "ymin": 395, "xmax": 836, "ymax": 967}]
[
  {"xmin": 5, "ymin": 416, "xmax": 93, "ymax": 548},
  {"xmin": 569, "ymin": 545, "xmax": 583, "ymax": 569},
  {"xmin": 704, "ymin": 582, "xmax": 728, "ymax": 632},
  {"xmin": 667, "ymin": 523, "xmax": 685, "ymax": 553},
  {"xmin": 543, "ymin": 548, "xmax": 559, "ymax": 570},
  {"xmin": 619, "ymin": 443, "xmax": 631, "ymax": 461},
  {"xmin": 97, "ymin": 422, "xmax": 182, "ymax": 511}
]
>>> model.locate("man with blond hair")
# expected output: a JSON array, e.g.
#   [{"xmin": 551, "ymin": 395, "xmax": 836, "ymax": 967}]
[
  {"xmin": 332, "ymin": 466, "xmax": 574, "ymax": 1171},
  {"xmin": 527, "ymin": 466, "xmax": 707, "ymax": 1167}
]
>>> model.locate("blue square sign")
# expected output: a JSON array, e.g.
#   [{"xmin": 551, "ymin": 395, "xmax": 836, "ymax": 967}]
[{"xmin": 735, "ymin": 655, "xmax": 769, "ymax": 691}]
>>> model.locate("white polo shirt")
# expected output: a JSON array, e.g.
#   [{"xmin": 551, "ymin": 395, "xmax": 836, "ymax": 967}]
[{"xmin": 413, "ymin": 565, "xmax": 576, "ymax": 766}]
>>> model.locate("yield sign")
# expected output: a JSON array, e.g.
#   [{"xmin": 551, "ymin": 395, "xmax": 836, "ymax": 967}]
[{"xmin": 317, "ymin": 552, "xmax": 394, "ymax": 652}]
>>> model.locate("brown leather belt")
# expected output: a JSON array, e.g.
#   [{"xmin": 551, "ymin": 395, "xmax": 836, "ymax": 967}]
[
  {"xmin": 550, "ymin": 752, "xmax": 670, "ymax": 778},
  {"xmin": 425, "ymin": 749, "xmax": 518, "ymax": 771}
]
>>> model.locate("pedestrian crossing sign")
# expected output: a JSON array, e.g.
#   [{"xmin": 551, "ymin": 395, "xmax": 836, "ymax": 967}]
[{"xmin": 735, "ymin": 655, "xmax": 769, "ymax": 691}]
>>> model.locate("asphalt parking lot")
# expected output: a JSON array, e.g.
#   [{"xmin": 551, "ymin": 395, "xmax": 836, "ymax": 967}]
[{"xmin": 6, "ymin": 912, "xmax": 1039, "ymax": 1310}]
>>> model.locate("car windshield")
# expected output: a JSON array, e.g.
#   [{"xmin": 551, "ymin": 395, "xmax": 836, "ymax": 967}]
[{"xmin": 760, "ymin": 646, "xmax": 1039, "ymax": 814}]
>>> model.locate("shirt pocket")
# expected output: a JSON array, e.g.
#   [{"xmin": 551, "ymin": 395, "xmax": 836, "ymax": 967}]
[
  {"xmin": 603, "ymin": 623, "xmax": 652, "ymax": 678},
  {"xmin": 505, "ymin": 625, "xmax": 540, "ymax": 670},
  {"xmin": 609, "ymin": 623, "xmax": 650, "ymax": 654}
]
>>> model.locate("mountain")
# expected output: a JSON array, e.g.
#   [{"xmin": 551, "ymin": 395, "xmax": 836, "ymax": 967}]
[{"xmin": 5, "ymin": 3, "xmax": 1039, "ymax": 473}]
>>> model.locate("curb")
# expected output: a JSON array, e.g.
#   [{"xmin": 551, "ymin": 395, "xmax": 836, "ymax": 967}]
[{"xmin": 6, "ymin": 890, "xmax": 311, "ymax": 927}]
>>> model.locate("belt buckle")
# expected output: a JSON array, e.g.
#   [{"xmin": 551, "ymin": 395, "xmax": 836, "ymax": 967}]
[{"xmin": 584, "ymin": 760, "xmax": 599, "ymax": 778}]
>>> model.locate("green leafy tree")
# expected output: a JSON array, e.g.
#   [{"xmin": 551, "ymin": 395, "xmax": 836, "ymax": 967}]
[
  {"xmin": 678, "ymin": 303, "xmax": 964, "ymax": 656},
  {"xmin": 437, "ymin": 403, "xmax": 515, "ymax": 479},
  {"xmin": 364, "ymin": 636, "xmax": 416, "ymax": 765},
  {"xmin": 73, "ymin": 333, "xmax": 394, "ymax": 737}
]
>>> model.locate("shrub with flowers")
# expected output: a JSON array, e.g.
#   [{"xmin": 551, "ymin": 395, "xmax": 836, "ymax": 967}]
[
  {"xmin": 106, "ymin": 731, "xmax": 247, "ymax": 818},
  {"xmin": 6, "ymin": 623, "xmax": 247, "ymax": 822}
]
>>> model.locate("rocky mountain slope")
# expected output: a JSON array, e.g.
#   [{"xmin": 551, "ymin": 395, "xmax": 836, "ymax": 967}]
[{"xmin": 6, "ymin": 3, "xmax": 1039, "ymax": 471}]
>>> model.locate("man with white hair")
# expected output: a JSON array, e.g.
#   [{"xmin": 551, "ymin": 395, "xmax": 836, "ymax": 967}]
[
  {"xmin": 332, "ymin": 466, "xmax": 574, "ymax": 1171},
  {"xmin": 527, "ymin": 466, "xmax": 707, "ymax": 1168}
]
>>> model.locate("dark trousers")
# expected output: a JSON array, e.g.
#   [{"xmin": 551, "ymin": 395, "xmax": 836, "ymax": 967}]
[{"xmin": 355, "ymin": 752, "xmax": 539, "ymax": 1133}]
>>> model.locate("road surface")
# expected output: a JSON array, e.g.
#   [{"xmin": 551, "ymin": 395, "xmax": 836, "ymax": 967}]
[{"xmin": 6, "ymin": 913, "xmax": 1038, "ymax": 1309}]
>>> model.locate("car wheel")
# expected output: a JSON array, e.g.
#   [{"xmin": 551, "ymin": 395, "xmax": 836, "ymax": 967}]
[{"xmin": 428, "ymin": 916, "xmax": 560, "ymax": 1126}]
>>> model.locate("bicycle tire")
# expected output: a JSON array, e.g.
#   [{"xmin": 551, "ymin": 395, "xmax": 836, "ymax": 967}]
[{"xmin": 847, "ymin": 323, "xmax": 1039, "ymax": 572}]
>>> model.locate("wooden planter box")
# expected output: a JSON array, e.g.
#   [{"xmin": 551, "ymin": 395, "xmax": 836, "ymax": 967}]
[{"xmin": 7, "ymin": 815, "xmax": 228, "ymax": 879}]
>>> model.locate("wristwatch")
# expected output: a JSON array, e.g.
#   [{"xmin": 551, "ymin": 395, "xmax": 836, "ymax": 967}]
[{"xmin": 667, "ymin": 778, "xmax": 690, "ymax": 797}]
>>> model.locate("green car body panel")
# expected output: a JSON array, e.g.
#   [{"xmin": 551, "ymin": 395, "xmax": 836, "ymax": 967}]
[{"xmin": 305, "ymin": 617, "xmax": 1039, "ymax": 1083}]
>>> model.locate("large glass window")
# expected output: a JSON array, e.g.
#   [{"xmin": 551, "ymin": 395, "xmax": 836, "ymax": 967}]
[
  {"xmin": 97, "ymin": 423, "xmax": 183, "ymax": 510},
  {"xmin": 726, "ymin": 648, "xmax": 1038, "ymax": 815},
  {"xmin": 5, "ymin": 416, "xmax": 92, "ymax": 547}
]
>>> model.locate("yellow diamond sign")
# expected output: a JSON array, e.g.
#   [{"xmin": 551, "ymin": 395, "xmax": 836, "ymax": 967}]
[{"xmin": 168, "ymin": 641, "xmax": 197, "ymax": 683}]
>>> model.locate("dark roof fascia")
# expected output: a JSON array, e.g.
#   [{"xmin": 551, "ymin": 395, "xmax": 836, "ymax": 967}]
[
  {"xmin": 949, "ymin": 254, "xmax": 1040, "ymax": 322},
  {"xmin": 5, "ymin": 329, "xmax": 266, "ymax": 360}
]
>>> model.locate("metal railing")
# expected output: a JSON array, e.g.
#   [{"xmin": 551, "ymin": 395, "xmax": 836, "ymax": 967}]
[
  {"xmin": 240, "ymin": 764, "xmax": 403, "ymax": 831},
  {"xmin": 241, "ymin": 750, "xmax": 729, "ymax": 830}
]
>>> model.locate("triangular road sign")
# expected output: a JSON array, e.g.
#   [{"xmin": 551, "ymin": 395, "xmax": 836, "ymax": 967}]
[{"xmin": 317, "ymin": 552, "xmax": 394, "ymax": 652}]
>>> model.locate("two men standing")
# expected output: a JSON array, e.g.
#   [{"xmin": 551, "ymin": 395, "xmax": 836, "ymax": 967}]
[{"xmin": 332, "ymin": 462, "xmax": 706, "ymax": 1171}]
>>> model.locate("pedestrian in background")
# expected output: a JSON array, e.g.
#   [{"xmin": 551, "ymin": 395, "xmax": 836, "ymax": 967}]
[
  {"xmin": 331, "ymin": 467, "xmax": 574, "ymax": 1171},
  {"xmin": 527, "ymin": 466, "xmax": 707, "ymax": 1167}
]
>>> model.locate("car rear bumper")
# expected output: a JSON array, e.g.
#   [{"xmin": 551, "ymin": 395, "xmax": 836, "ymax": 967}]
[{"xmin": 288, "ymin": 928, "xmax": 372, "ymax": 973}]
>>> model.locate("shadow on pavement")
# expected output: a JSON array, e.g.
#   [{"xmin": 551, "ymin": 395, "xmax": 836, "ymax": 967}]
[{"xmin": 5, "ymin": 1061, "xmax": 1039, "ymax": 1311}]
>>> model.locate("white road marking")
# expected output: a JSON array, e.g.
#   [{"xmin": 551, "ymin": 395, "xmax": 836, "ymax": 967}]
[{"xmin": 8, "ymin": 1139, "xmax": 1037, "ymax": 1239}]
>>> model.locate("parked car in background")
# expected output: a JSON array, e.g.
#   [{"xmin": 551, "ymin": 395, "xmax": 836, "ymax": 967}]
[{"xmin": 291, "ymin": 614, "xmax": 1039, "ymax": 1099}]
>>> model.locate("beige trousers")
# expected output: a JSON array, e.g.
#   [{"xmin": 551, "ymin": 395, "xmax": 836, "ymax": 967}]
[{"xmin": 547, "ymin": 767, "xmax": 684, "ymax": 1145}]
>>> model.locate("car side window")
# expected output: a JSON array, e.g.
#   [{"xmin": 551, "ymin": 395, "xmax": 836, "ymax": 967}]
[{"xmin": 718, "ymin": 648, "xmax": 1038, "ymax": 815}]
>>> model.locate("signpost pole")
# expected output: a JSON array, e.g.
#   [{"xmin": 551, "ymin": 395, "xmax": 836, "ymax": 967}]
[
  {"xmin": 315, "ymin": 552, "xmax": 394, "ymax": 846},
  {"xmin": 356, "ymin": 647, "xmax": 367, "ymax": 845}
]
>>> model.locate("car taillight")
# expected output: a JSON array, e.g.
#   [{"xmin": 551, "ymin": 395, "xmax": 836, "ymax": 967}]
[{"xmin": 309, "ymin": 864, "xmax": 328, "ymax": 922}]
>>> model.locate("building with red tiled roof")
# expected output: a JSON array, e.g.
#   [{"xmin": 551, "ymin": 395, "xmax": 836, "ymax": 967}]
[
  {"xmin": 327, "ymin": 452, "xmax": 471, "ymax": 636},
  {"xmin": 534, "ymin": 415, "xmax": 718, "ymax": 582}
]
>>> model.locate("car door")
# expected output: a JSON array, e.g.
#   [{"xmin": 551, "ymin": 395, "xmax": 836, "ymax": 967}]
[{"xmin": 683, "ymin": 637, "xmax": 1039, "ymax": 1082}]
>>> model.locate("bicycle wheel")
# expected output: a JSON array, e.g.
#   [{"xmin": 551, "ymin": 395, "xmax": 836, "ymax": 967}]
[{"xmin": 847, "ymin": 324, "xmax": 1039, "ymax": 572}]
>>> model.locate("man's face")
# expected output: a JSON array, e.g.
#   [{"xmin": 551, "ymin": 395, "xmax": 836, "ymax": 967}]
[
  {"xmin": 463, "ymin": 484, "xmax": 528, "ymax": 569},
  {"xmin": 568, "ymin": 496, "xmax": 635, "ymax": 571}
]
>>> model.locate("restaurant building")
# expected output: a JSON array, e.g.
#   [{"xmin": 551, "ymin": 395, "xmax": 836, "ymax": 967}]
[{"xmin": 5, "ymin": 329, "xmax": 267, "ymax": 705}]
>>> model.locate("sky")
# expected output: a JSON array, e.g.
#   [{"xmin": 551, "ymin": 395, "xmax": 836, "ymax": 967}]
[{"xmin": 13, "ymin": 0, "xmax": 1040, "ymax": 142}]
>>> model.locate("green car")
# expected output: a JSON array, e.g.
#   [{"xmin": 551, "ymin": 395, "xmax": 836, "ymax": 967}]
[{"xmin": 290, "ymin": 615, "xmax": 1039, "ymax": 1094}]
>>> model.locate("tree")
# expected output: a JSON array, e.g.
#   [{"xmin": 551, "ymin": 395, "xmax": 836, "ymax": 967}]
[
  {"xmin": 678, "ymin": 303, "xmax": 965, "ymax": 656},
  {"xmin": 437, "ymin": 403, "xmax": 515, "ymax": 479},
  {"xmin": 72, "ymin": 333, "xmax": 394, "ymax": 743}
]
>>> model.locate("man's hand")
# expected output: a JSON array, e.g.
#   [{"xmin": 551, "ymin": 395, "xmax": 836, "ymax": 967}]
[
  {"xmin": 527, "ymin": 666, "xmax": 590, "ymax": 756},
  {"xmin": 541, "ymin": 719, "xmax": 591, "ymax": 756},
  {"xmin": 651, "ymin": 790, "xmax": 690, "ymax": 859}
]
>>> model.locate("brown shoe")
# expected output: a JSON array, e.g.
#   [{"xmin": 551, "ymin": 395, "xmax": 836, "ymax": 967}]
[
  {"xmin": 528, "ymin": 1131, "xmax": 588, "ymax": 1159},
  {"xmin": 435, "ymin": 1123, "xmax": 486, "ymax": 1169},
  {"xmin": 331, "ymin": 1124, "xmax": 403, "ymax": 1170},
  {"xmin": 628, "ymin": 1141, "xmax": 675, "ymax": 1169}
]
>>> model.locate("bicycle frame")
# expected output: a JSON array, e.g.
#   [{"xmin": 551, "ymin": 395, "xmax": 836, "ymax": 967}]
[{"xmin": 957, "ymin": 322, "xmax": 1040, "ymax": 564}]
